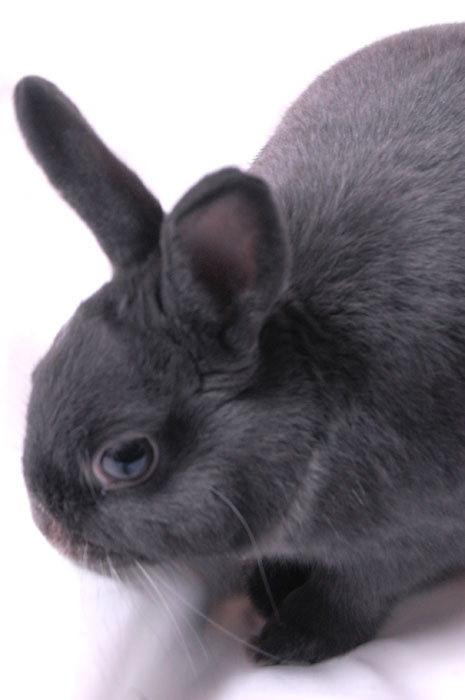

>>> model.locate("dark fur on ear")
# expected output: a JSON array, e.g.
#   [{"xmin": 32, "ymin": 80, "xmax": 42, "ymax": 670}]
[
  {"xmin": 161, "ymin": 168, "xmax": 288, "ymax": 350},
  {"xmin": 14, "ymin": 76, "xmax": 162, "ymax": 267}
]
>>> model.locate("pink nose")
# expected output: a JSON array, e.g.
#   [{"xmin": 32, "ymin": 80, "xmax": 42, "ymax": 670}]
[
  {"xmin": 29, "ymin": 498, "xmax": 72, "ymax": 556},
  {"xmin": 28, "ymin": 498, "xmax": 132, "ymax": 574}
]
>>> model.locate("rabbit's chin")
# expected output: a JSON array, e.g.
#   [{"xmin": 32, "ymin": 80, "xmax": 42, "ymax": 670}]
[{"xmin": 29, "ymin": 496, "xmax": 144, "ymax": 574}]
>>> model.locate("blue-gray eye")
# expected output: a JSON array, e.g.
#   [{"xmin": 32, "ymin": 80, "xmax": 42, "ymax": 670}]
[{"xmin": 96, "ymin": 437, "xmax": 157, "ymax": 486}]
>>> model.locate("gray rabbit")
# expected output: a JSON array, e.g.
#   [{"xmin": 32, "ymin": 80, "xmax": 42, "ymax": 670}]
[{"xmin": 16, "ymin": 23, "xmax": 465, "ymax": 664}]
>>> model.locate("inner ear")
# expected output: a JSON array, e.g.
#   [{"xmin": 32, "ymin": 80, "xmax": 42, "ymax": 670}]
[
  {"xmin": 162, "ymin": 168, "xmax": 288, "ymax": 342},
  {"xmin": 177, "ymin": 190, "xmax": 260, "ymax": 307}
]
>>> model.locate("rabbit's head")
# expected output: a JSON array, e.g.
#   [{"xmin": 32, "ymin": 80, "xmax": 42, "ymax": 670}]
[{"xmin": 16, "ymin": 77, "xmax": 314, "ymax": 570}]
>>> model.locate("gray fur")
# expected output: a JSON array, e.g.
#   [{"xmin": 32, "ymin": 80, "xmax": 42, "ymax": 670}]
[{"xmin": 16, "ymin": 24, "xmax": 465, "ymax": 664}]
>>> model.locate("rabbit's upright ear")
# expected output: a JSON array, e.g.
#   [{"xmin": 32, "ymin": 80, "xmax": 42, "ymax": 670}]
[
  {"xmin": 162, "ymin": 168, "xmax": 288, "ymax": 350},
  {"xmin": 14, "ymin": 76, "xmax": 163, "ymax": 268}
]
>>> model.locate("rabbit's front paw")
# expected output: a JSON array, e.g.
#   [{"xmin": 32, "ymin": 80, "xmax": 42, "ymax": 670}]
[{"xmin": 250, "ymin": 617, "xmax": 350, "ymax": 665}]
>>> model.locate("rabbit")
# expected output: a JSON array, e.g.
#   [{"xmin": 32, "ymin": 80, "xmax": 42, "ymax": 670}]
[{"xmin": 16, "ymin": 22, "xmax": 465, "ymax": 665}]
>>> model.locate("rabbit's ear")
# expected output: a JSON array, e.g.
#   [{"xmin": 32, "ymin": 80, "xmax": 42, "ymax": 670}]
[
  {"xmin": 162, "ymin": 168, "xmax": 288, "ymax": 349},
  {"xmin": 14, "ymin": 76, "xmax": 162, "ymax": 268}
]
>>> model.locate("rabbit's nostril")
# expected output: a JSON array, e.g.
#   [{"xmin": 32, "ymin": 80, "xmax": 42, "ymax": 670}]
[{"xmin": 29, "ymin": 497, "xmax": 71, "ymax": 555}]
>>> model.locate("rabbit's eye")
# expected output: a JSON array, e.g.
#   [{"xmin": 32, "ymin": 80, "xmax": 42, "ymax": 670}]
[{"xmin": 94, "ymin": 437, "xmax": 157, "ymax": 487}]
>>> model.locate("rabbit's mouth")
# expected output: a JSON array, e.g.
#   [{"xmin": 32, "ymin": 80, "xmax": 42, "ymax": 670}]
[{"xmin": 29, "ymin": 496, "xmax": 136, "ymax": 574}]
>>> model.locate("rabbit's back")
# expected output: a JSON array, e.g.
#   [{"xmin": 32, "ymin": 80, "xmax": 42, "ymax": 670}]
[{"xmin": 252, "ymin": 24, "xmax": 465, "ymax": 383}]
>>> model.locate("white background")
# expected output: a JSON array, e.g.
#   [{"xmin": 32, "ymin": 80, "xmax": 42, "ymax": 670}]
[{"xmin": 3, "ymin": 2, "xmax": 465, "ymax": 699}]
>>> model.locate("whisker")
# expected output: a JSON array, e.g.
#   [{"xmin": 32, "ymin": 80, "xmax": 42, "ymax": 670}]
[
  {"xmin": 82, "ymin": 543, "xmax": 89, "ymax": 571},
  {"xmin": 136, "ymin": 563, "xmax": 211, "ymax": 662},
  {"xmin": 210, "ymin": 487, "xmax": 280, "ymax": 621},
  {"xmin": 138, "ymin": 561, "xmax": 279, "ymax": 663},
  {"xmin": 106, "ymin": 553, "xmax": 121, "ymax": 584},
  {"xmin": 135, "ymin": 561, "xmax": 199, "ymax": 675},
  {"xmin": 98, "ymin": 558, "xmax": 106, "ymax": 579}
]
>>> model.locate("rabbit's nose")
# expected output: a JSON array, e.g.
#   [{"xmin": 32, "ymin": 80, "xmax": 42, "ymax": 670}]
[
  {"xmin": 29, "ymin": 497, "xmax": 72, "ymax": 556},
  {"xmin": 28, "ymin": 495, "xmax": 135, "ymax": 573}
]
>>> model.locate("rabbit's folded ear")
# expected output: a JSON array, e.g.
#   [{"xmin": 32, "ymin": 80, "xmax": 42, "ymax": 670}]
[
  {"xmin": 14, "ymin": 76, "xmax": 163, "ymax": 268},
  {"xmin": 161, "ymin": 168, "xmax": 288, "ymax": 350}
]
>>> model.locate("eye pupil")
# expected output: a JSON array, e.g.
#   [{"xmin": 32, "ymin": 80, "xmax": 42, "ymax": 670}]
[{"xmin": 99, "ymin": 438, "xmax": 155, "ymax": 483}]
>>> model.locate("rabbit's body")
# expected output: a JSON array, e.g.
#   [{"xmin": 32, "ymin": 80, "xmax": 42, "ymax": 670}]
[
  {"xmin": 251, "ymin": 23, "xmax": 465, "ymax": 571},
  {"xmin": 17, "ymin": 24, "xmax": 465, "ymax": 664}
]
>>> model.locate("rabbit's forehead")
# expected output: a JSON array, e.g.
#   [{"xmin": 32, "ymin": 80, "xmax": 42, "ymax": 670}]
[
  {"xmin": 46, "ymin": 310, "xmax": 191, "ymax": 401},
  {"xmin": 78, "ymin": 278, "xmax": 195, "ymax": 373},
  {"xmin": 27, "ymin": 301, "xmax": 196, "ymax": 446}
]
